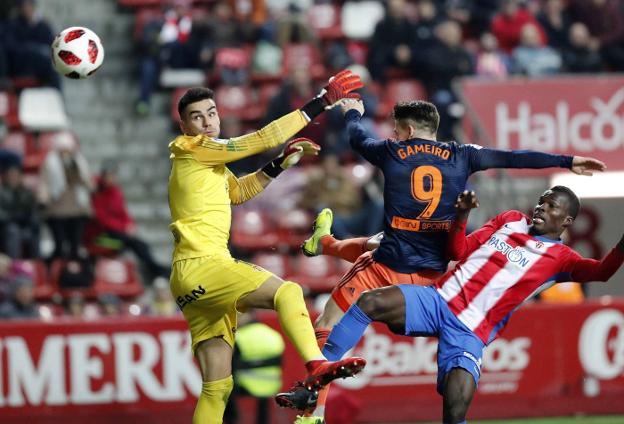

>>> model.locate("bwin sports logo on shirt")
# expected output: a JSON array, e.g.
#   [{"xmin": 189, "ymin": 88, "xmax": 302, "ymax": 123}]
[{"xmin": 488, "ymin": 235, "xmax": 530, "ymax": 268}]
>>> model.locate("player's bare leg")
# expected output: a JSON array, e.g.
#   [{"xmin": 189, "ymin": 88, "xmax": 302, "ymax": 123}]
[
  {"xmin": 315, "ymin": 296, "xmax": 346, "ymax": 330},
  {"xmin": 193, "ymin": 337, "xmax": 234, "ymax": 424},
  {"xmin": 442, "ymin": 368, "xmax": 475, "ymax": 424}
]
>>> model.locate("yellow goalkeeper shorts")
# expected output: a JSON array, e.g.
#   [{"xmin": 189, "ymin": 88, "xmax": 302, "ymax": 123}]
[{"xmin": 170, "ymin": 254, "xmax": 273, "ymax": 353}]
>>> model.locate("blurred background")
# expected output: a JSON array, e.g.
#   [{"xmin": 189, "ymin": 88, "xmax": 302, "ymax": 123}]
[{"xmin": 0, "ymin": 0, "xmax": 623, "ymax": 423}]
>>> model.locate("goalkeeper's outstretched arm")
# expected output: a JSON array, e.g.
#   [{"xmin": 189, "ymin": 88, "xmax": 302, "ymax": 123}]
[
  {"xmin": 228, "ymin": 138, "xmax": 321, "ymax": 205},
  {"xmin": 186, "ymin": 70, "xmax": 362, "ymax": 166}
]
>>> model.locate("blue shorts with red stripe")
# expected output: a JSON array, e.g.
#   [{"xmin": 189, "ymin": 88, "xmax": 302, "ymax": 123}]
[{"xmin": 398, "ymin": 284, "xmax": 485, "ymax": 395}]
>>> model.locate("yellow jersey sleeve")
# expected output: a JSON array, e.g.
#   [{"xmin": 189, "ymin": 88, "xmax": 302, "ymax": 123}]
[
  {"xmin": 226, "ymin": 168, "xmax": 265, "ymax": 205},
  {"xmin": 169, "ymin": 110, "xmax": 308, "ymax": 165},
  {"xmin": 168, "ymin": 110, "xmax": 308, "ymax": 262}
]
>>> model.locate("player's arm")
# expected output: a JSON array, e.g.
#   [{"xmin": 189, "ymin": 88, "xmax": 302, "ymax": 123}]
[
  {"xmin": 227, "ymin": 138, "xmax": 320, "ymax": 205},
  {"xmin": 564, "ymin": 235, "xmax": 624, "ymax": 282},
  {"xmin": 448, "ymin": 191, "xmax": 512, "ymax": 260},
  {"xmin": 192, "ymin": 70, "xmax": 362, "ymax": 166},
  {"xmin": 340, "ymin": 99, "xmax": 386, "ymax": 166},
  {"xmin": 467, "ymin": 145, "xmax": 606, "ymax": 175}
]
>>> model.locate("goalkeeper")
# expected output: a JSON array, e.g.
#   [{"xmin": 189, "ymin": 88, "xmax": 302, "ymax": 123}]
[{"xmin": 168, "ymin": 70, "xmax": 366, "ymax": 424}]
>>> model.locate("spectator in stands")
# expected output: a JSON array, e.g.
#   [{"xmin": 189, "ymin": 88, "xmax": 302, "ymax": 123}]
[
  {"xmin": 537, "ymin": 0, "xmax": 572, "ymax": 50},
  {"xmin": 412, "ymin": 0, "xmax": 443, "ymax": 54},
  {"xmin": 0, "ymin": 253, "xmax": 12, "ymax": 300},
  {"xmin": 491, "ymin": 0, "xmax": 546, "ymax": 53},
  {"xmin": 512, "ymin": 23, "xmax": 562, "ymax": 77},
  {"xmin": 474, "ymin": 31, "xmax": 511, "ymax": 79},
  {"xmin": 567, "ymin": 0, "xmax": 624, "ymax": 71},
  {"xmin": 90, "ymin": 161, "xmax": 170, "ymax": 281},
  {"xmin": 0, "ymin": 149, "xmax": 21, "ymax": 172},
  {"xmin": 207, "ymin": 1, "xmax": 254, "ymax": 49},
  {"xmin": 57, "ymin": 258, "xmax": 94, "ymax": 289},
  {"xmin": 275, "ymin": 2, "xmax": 316, "ymax": 48},
  {"xmin": 367, "ymin": 0, "xmax": 417, "ymax": 82},
  {"xmin": 445, "ymin": 0, "xmax": 500, "ymax": 37},
  {"xmin": 136, "ymin": 0, "xmax": 211, "ymax": 115},
  {"xmin": 207, "ymin": 2, "xmax": 257, "ymax": 85},
  {"xmin": 0, "ymin": 274, "xmax": 39, "ymax": 319},
  {"xmin": 562, "ymin": 23, "xmax": 604, "ymax": 73},
  {"xmin": 39, "ymin": 133, "xmax": 93, "ymax": 261},
  {"xmin": 65, "ymin": 292, "xmax": 86, "ymax": 319},
  {"xmin": 419, "ymin": 20, "xmax": 473, "ymax": 140},
  {"xmin": 299, "ymin": 154, "xmax": 383, "ymax": 239},
  {"xmin": 4, "ymin": 0, "xmax": 60, "ymax": 89},
  {"xmin": 0, "ymin": 163, "xmax": 40, "ymax": 259},
  {"xmin": 147, "ymin": 276, "xmax": 178, "ymax": 316},
  {"xmin": 98, "ymin": 292, "xmax": 122, "ymax": 316}
]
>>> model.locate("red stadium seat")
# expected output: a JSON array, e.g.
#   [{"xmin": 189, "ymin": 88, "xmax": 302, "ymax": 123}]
[
  {"xmin": 282, "ymin": 44, "xmax": 325, "ymax": 79},
  {"xmin": 214, "ymin": 47, "xmax": 251, "ymax": 71},
  {"xmin": 307, "ymin": 4, "xmax": 343, "ymax": 40},
  {"xmin": 50, "ymin": 259, "xmax": 96, "ymax": 299},
  {"xmin": 287, "ymin": 254, "xmax": 342, "ymax": 293},
  {"xmin": 170, "ymin": 87, "xmax": 187, "ymax": 121},
  {"xmin": 251, "ymin": 252, "xmax": 290, "ymax": 277},
  {"xmin": 37, "ymin": 303, "xmax": 65, "ymax": 320},
  {"xmin": 1, "ymin": 131, "xmax": 55, "ymax": 172},
  {"xmin": 19, "ymin": 259, "xmax": 56, "ymax": 301},
  {"xmin": 230, "ymin": 209, "xmax": 279, "ymax": 251},
  {"xmin": 257, "ymin": 82, "xmax": 281, "ymax": 109},
  {"xmin": 275, "ymin": 208, "xmax": 313, "ymax": 250},
  {"xmin": 92, "ymin": 258, "xmax": 144, "ymax": 299},
  {"xmin": 1, "ymin": 131, "xmax": 30, "ymax": 157},
  {"xmin": 4, "ymin": 92, "xmax": 19, "ymax": 129},
  {"xmin": 214, "ymin": 85, "xmax": 263, "ymax": 121},
  {"xmin": 22, "ymin": 131, "xmax": 59, "ymax": 172},
  {"xmin": 376, "ymin": 79, "xmax": 427, "ymax": 118}
]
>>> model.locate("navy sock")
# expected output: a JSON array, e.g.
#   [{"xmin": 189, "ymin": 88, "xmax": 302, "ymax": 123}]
[{"xmin": 322, "ymin": 303, "xmax": 372, "ymax": 361}]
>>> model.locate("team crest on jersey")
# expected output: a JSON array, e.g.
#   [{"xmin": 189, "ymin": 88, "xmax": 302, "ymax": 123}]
[
  {"xmin": 488, "ymin": 235, "xmax": 531, "ymax": 268},
  {"xmin": 535, "ymin": 241, "xmax": 544, "ymax": 249}
]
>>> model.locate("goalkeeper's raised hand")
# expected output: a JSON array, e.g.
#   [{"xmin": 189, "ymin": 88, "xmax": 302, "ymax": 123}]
[
  {"xmin": 319, "ymin": 69, "xmax": 363, "ymax": 107},
  {"xmin": 301, "ymin": 69, "xmax": 364, "ymax": 121},
  {"xmin": 262, "ymin": 137, "xmax": 321, "ymax": 178}
]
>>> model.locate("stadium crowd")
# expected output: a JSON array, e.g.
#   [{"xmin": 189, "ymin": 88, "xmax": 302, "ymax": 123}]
[{"xmin": 0, "ymin": 0, "xmax": 621, "ymax": 320}]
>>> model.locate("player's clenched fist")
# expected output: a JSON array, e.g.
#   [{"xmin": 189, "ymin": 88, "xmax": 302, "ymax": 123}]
[
  {"xmin": 319, "ymin": 69, "xmax": 363, "ymax": 107},
  {"xmin": 279, "ymin": 137, "xmax": 321, "ymax": 170},
  {"xmin": 455, "ymin": 190, "xmax": 480, "ymax": 211}
]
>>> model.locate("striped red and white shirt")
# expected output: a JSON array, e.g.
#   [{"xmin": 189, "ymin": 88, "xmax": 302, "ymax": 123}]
[{"xmin": 436, "ymin": 210, "xmax": 624, "ymax": 344}]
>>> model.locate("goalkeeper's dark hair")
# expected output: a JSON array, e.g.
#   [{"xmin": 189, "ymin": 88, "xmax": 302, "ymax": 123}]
[
  {"xmin": 178, "ymin": 87, "xmax": 215, "ymax": 119},
  {"xmin": 550, "ymin": 185, "xmax": 580, "ymax": 219},
  {"xmin": 392, "ymin": 101, "xmax": 440, "ymax": 135}
]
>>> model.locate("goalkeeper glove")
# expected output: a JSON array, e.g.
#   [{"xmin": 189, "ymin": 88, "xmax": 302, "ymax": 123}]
[
  {"xmin": 262, "ymin": 137, "xmax": 321, "ymax": 178},
  {"xmin": 301, "ymin": 69, "xmax": 364, "ymax": 121}
]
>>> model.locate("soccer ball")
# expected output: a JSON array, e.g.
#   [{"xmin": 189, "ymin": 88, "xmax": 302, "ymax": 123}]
[{"xmin": 51, "ymin": 27, "xmax": 104, "ymax": 79}]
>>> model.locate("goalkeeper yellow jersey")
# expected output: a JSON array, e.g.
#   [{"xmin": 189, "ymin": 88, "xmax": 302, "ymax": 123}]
[{"xmin": 168, "ymin": 110, "xmax": 309, "ymax": 262}]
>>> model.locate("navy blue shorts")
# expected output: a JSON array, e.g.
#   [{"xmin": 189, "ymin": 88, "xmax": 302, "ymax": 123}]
[{"xmin": 398, "ymin": 284, "xmax": 485, "ymax": 395}]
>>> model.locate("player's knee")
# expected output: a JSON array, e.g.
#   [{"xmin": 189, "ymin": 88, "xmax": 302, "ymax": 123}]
[
  {"xmin": 275, "ymin": 280, "xmax": 304, "ymax": 305},
  {"xmin": 356, "ymin": 290, "xmax": 384, "ymax": 320},
  {"xmin": 443, "ymin": 402, "xmax": 468, "ymax": 424}
]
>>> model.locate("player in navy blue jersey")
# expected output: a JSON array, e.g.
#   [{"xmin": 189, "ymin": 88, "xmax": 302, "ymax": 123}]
[{"xmin": 277, "ymin": 99, "xmax": 606, "ymax": 421}]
